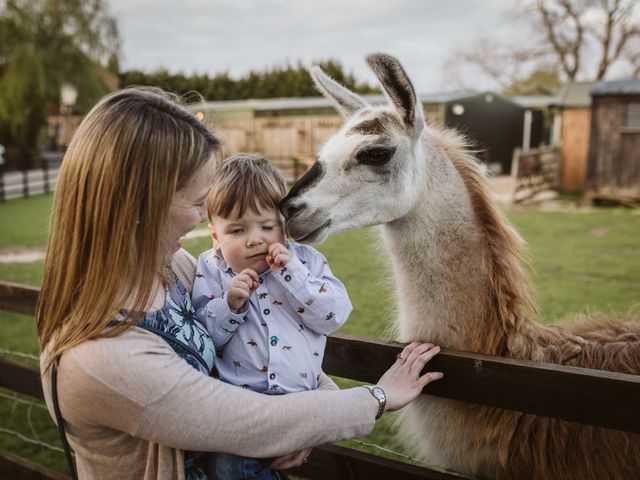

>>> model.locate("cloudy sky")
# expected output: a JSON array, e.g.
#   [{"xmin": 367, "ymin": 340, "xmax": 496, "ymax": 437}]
[{"xmin": 109, "ymin": 0, "xmax": 524, "ymax": 93}]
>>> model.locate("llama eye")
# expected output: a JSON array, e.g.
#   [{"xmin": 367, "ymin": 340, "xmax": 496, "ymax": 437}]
[{"xmin": 355, "ymin": 146, "xmax": 396, "ymax": 166}]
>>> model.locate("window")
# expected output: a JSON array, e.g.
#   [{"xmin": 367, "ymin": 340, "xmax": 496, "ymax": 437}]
[{"xmin": 626, "ymin": 103, "xmax": 640, "ymax": 128}]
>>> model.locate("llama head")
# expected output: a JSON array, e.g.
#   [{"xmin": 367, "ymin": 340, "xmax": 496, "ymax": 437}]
[{"xmin": 281, "ymin": 53, "xmax": 427, "ymax": 243}]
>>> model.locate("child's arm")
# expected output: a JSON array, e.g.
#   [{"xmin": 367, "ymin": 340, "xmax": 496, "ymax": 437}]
[
  {"xmin": 271, "ymin": 244, "xmax": 352, "ymax": 336},
  {"xmin": 191, "ymin": 250, "xmax": 250, "ymax": 350}
]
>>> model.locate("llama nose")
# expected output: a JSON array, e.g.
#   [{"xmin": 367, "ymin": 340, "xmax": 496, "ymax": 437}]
[{"xmin": 281, "ymin": 201, "xmax": 306, "ymax": 220}]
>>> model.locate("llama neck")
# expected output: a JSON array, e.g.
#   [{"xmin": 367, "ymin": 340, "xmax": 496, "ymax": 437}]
[{"xmin": 381, "ymin": 136, "xmax": 526, "ymax": 354}]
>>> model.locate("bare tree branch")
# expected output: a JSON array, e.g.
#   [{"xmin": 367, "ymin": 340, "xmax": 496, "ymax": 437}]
[{"xmin": 440, "ymin": 0, "xmax": 639, "ymax": 91}]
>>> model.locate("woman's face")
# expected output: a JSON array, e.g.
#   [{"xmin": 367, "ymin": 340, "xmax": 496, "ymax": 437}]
[{"xmin": 165, "ymin": 156, "xmax": 216, "ymax": 263}]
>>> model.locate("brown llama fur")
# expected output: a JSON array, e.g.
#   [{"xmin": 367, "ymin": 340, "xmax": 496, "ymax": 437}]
[{"xmin": 392, "ymin": 124, "xmax": 640, "ymax": 480}]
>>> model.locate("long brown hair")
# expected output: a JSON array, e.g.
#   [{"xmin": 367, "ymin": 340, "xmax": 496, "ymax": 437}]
[{"xmin": 37, "ymin": 87, "xmax": 220, "ymax": 371}]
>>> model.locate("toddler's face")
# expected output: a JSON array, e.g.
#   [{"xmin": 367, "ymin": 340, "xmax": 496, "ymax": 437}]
[{"xmin": 210, "ymin": 204, "xmax": 285, "ymax": 274}]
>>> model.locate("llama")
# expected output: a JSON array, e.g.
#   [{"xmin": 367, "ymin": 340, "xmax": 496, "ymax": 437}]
[{"xmin": 280, "ymin": 53, "xmax": 640, "ymax": 480}]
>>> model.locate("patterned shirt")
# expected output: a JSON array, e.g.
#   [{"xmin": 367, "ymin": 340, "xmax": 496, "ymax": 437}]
[{"xmin": 191, "ymin": 243, "xmax": 352, "ymax": 394}]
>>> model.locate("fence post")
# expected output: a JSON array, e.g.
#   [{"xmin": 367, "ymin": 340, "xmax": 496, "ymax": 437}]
[
  {"xmin": 511, "ymin": 147, "xmax": 521, "ymax": 180},
  {"xmin": 293, "ymin": 158, "xmax": 300, "ymax": 182},
  {"xmin": 0, "ymin": 165, "xmax": 4, "ymax": 203},
  {"xmin": 43, "ymin": 154, "xmax": 50, "ymax": 194},
  {"xmin": 22, "ymin": 169, "xmax": 29, "ymax": 198}
]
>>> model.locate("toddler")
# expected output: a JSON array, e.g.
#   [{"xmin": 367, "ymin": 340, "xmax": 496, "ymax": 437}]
[{"xmin": 192, "ymin": 153, "xmax": 352, "ymax": 479}]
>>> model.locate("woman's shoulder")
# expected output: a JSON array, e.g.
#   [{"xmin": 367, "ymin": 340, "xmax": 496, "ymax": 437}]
[
  {"xmin": 171, "ymin": 248, "xmax": 197, "ymax": 289},
  {"xmin": 47, "ymin": 328, "xmax": 188, "ymax": 406},
  {"xmin": 40, "ymin": 328, "xmax": 190, "ymax": 434}
]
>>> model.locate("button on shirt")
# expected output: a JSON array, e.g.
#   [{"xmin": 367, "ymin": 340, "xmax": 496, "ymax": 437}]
[{"xmin": 191, "ymin": 243, "xmax": 352, "ymax": 394}]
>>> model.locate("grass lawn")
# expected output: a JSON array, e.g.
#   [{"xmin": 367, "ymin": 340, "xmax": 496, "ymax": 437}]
[
  {"xmin": 0, "ymin": 194, "xmax": 52, "ymax": 250},
  {"xmin": 1, "ymin": 194, "xmax": 639, "ymax": 472}
]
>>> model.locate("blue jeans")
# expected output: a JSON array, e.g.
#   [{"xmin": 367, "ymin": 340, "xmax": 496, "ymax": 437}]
[{"xmin": 207, "ymin": 453, "xmax": 287, "ymax": 480}]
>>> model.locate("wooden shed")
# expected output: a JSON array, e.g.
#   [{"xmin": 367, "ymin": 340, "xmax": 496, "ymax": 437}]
[
  {"xmin": 586, "ymin": 79, "xmax": 640, "ymax": 196},
  {"xmin": 554, "ymin": 82, "xmax": 595, "ymax": 192},
  {"xmin": 439, "ymin": 92, "xmax": 543, "ymax": 174}
]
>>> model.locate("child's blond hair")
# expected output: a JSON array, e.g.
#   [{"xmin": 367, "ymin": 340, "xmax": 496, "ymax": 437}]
[{"xmin": 207, "ymin": 153, "xmax": 287, "ymax": 220}]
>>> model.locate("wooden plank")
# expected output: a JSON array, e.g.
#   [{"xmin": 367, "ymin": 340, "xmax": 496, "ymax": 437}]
[
  {"xmin": 0, "ymin": 449, "xmax": 68, "ymax": 480},
  {"xmin": 0, "ymin": 282, "xmax": 39, "ymax": 316},
  {"xmin": 324, "ymin": 334, "xmax": 640, "ymax": 434},
  {"xmin": 561, "ymin": 108, "xmax": 591, "ymax": 192},
  {"xmin": 0, "ymin": 357, "xmax": 43, "ymax": 400},
  {"xmin": 3, "ymin": 282, "xmax": 640, "ymax": 433},
  {"xmin": 289, "ymin": 443, "xmax": 471, "ymax": 480}
]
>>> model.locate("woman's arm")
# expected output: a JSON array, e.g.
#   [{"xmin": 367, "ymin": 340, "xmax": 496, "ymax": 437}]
[
  {"xmin": 52, "ymin": 328, "xmax": 377, "ymax": 457},
  {"xmin": 317, "ymin": 370, "xmax": 339, "ymax": 391}
]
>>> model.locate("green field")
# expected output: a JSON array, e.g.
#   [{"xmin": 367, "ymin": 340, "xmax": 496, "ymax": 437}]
[{"xmin": 1, "ymin": 194, "xmax": 639, "ymax": 473}]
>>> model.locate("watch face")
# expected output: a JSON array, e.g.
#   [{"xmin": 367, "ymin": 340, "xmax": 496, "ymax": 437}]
[{"xmin": 372, "ymin": 387, "xmax": 385, "ymax": 402}]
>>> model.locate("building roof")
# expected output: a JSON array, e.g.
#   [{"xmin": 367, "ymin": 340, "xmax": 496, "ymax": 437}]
[
  {"xmin": 591, "ymin": 79, "xmax": 640, "ymax": 96},
  {"xmin": 190, "ymin": 91, "xmax": 484, "ymax": 113},
  {"xmin": 510, "ymin": 95, "xmax": 558, "ymax": 108},
  {"xmin": 555, "ymin": 82, "xmax": 596, "ymax": 107}
]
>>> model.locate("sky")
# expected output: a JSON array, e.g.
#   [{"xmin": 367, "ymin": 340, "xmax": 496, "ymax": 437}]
[{"xmin": 108, "ymin": 0, "xmax": 524, "ymax": 94}]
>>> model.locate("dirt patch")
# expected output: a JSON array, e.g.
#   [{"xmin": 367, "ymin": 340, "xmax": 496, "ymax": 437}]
[
  {"xmin": 589, "ymin": 227, "xmax": 610, "ymax": 237},
  {"xmin": 0, "ymin": 247, "xmax": 46, "ymax": 263}
]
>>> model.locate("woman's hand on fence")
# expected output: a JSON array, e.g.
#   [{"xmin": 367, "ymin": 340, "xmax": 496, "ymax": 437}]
[
  {"xmin": 270, "ymin": 447, "xmax": 313, "ymax": 470},
  {"xmin": 376, "ymin": 342, "xmax": 443, "ymax": 412}
]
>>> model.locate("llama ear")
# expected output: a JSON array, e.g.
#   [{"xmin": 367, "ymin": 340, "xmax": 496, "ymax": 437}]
[
  {"xmin": 365, "ymin": 53, "xmax": 425, "ymax": 135},
  {"xmin": 310, "ymin": 66, "xmax": 368, "ymax": 118}
]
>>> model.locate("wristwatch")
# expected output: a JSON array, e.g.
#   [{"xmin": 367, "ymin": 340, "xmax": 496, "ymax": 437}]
[{"xmin": 364, "ymin": 385, "xmax": 386, "ymax": 420}]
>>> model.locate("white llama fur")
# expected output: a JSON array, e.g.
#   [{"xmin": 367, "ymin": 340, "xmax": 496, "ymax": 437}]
[{"xmin": 281, "ymin": 53, "xmax": 640, "ymax": 480}]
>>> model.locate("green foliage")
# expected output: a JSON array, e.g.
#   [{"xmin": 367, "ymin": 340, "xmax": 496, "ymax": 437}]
[
  {"xmin": 120, "ymin": 60, "xmax": 379, "ymax": 101},
  {"xmin": 504, "ymin": 66, "xmax": 562, "ymax": 96},
  {"xmin": 0, "ymin": 44, "xmax": 46, "ymax": 162},
  {"xmin": 0, "ymin": 0, "xmax": 120, "ymax": 165}
]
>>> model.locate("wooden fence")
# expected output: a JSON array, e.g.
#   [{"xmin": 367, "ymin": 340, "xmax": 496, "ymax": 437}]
[
  {"xmin": 0, "ymin": 152, "xmax": 63, "ymax": 202},
  {"xmin": 1, "ymin": 281, "xmax": 639, "ymax": 480},
  {"xmin": 207, "ymin": 116, "xmax": 343, "ymax": 181},
  {"xmin": 511, "ymin": 146, "xmax": 562, "ymax": 202}
]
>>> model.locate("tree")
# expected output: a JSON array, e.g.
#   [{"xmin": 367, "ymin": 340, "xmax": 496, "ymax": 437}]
[
  {"xmin": 443, "ymin": 0, "xmax": 640, "ymax": 93},
  {"xmin": 0, "ymin": 45, "xmax": 46, "ymax": 167},
  {"xmin": 120, "ymin": 60, "xmax": 378, "ymax": 102},
  {"xmin": 0, "ymin": 0, "xmax": 120, "ymax": 167},
  {"xmin": 505, "ymin": 67, "xmax": 562, "ymax": 96},
  {"xmin": 531, "ymin": 0, "xmax": 640, "ymax": 81},
  {"xmin": 442, "ymin": 37, "xmax": 552, "ymax": 93}
]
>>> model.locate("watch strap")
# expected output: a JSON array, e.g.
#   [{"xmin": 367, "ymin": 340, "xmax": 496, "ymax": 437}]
[{"xmin": 364, "ymin": 385, "xmax": 386, "ymax": 420}]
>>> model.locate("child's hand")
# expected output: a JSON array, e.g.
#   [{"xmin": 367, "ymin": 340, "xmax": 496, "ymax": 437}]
[
  {"xmin": 266, "ymin": 242, "xmax": 292, "ymax": 272},
  {"xmin": 227, "ymin": 268, "xmax": 259, "ymax": 312}
]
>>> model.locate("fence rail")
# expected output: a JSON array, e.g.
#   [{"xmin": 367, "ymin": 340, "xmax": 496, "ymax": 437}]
[
  {"xmin": 511, "ymin": 146, "xmax": 561, "ymax": 202},
  {"xmin": 0, "ymin": 151, "xmax": 63, "ymax": 202},
  {"xmin": 1, "ymin": 281, "xmax": 639, "ymax": 479}
]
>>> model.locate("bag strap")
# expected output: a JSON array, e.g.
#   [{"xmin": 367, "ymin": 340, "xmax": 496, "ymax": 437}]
[
  {"xmin": 51, "ymin": 359, "xmax": 79, "ymax": 480},
  {"xmin": 136, "ymin": 323, "xmax": 212, "ymax": 374}
]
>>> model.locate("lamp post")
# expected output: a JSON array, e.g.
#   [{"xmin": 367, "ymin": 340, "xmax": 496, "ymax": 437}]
[{"xmin": 60, "ymin": 83, "xmax": 78, "ymax": 147}]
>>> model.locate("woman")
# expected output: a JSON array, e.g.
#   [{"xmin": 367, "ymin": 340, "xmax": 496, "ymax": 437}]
[{"xmin": 36, "ymin": 87, "xmax": 443, "ymax": 479}]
